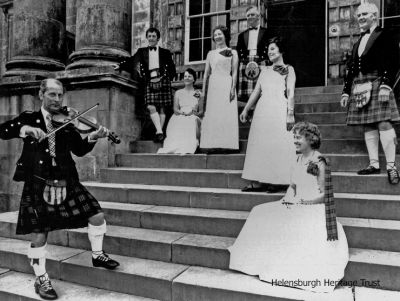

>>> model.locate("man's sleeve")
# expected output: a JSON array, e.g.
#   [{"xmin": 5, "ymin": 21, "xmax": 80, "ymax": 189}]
[
  {"xmin": 0, "ymin": 112, "xmax": 31, "ymax": 140},
  {"xmin": 68, "ymin": 127, "xmax": 96, "ymax": 157}
]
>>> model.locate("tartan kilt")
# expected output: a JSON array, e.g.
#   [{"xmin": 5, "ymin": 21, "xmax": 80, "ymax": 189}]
[
  {"xmin": 144, "ymin": 76, "xmax": 173, "ymax": 108},
  {"xmin": 347, "ymin": 75, "xmax": 400, "ymax": 125},
  {"xmin": 16, "ymin": 179, "xmax": 102, "ymax": 234},
  {"xmin": 237, "ymin": 61, "xmax": 266, "ymax": 103}
]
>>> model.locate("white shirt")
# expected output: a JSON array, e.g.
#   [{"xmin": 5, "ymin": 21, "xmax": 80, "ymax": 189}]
[
  {"xmin": 358, "ymin": 24, "xmax": 377, "ymax": 57},
  {"xmin": 247, "ymin": 24, "xmax": 260, "ymax": 56},
  {"xmin": 148, "ymin": 46, "xmax": 160, "ymax": 76}
]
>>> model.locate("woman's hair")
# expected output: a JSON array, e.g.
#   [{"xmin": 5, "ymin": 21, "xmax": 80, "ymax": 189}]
[
  {"xmin": 185, "ymin": 67, "xmax": 197, "ymax": 82},
  {"xmin": 267, "ymin": 36, "xmax": 286, "ymax": 55},
  {"xmin": 146, "ymin": 27, "xmax": 161, "ymax": 39},
  {"xmin": 292, "ymin": 122, "xmax": 322, "ymax": 150},
  {"xmin": 212, "ymin": 25, "xmax": 231, "ymax": 45}
]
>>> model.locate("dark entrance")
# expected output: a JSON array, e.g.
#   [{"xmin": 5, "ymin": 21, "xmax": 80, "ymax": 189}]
[{"xmin": 266, "ymin": 0, "xmax": 326, "ymax": 87}]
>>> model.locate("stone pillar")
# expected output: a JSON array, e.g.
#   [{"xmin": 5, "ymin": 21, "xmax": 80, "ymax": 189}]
[
  {"xmin": 5, "ymin": 0, "xmax": 66, "ymax": 76},
  {"xmin": 67, "ymin": 0, "xmax": 132, "ymax": 69}
]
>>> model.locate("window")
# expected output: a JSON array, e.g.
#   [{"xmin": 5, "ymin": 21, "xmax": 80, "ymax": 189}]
[{"xmin": 185, "ymin": 0, "xmax": 231, "ymax": 64}]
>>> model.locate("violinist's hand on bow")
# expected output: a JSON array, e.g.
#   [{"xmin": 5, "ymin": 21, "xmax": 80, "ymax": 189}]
[
  {"xmin": 88, "ymin": 125, "xmax": 110, "ymax": 141},
  {"xmin": 24, "ymin": 126, "xmax": 47, "ymax": 142}
]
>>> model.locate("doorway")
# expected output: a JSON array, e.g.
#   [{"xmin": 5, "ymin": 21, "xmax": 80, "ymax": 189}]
[{"xmin": 266, "ymin": 0, "xmax": 326, "ymax": 87}]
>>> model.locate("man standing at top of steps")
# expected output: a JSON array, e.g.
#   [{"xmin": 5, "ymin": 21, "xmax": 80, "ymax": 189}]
[
  {"xmin": 236, "ymin": 6, "xmax": 274, "ymax": 108},
  {"xmin": 117, "ymin": 27, "xmax": 176, "ymax": 143},
  {"xmin": 0, "ymin": 78, "xmax": 120, "ymax": 300},
  {"xmin": 340, "ymin": 2, "xmax": 400, "ymax": 184}
]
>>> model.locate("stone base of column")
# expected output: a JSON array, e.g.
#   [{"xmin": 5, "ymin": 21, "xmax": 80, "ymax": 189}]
[
  {"xmin": 67, "ymin": 47, "xmax": 131, "ymax": 70},
  {"xmin": 5, "ymin": 55, "xmax": 65, "ymax": 77}
]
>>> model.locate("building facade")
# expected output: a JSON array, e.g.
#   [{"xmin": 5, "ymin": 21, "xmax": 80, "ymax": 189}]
[{"xmin": 1, "ymin": 0, "xmax": 399, "ymax": 86}]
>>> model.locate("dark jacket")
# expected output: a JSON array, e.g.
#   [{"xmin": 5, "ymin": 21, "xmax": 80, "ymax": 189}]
[
  {"xmin": 0, "ymin": 110, "xmax": 96, "ymax": 182},
  {"xmin": 343, "ymin": 26, "xmax": 399, "ymax": 95},
  {"xmin": 236, "ymin": 27, "xmax": 275, "ymax": 63},
  {"xmin": 119, "ymin": 46, "xmax": 176, "ymax": 82}
]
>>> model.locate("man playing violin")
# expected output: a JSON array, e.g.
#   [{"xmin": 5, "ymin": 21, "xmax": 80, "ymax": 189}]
[
  {"xmin": 117, "ymin": 27, "xmax": 176, "ymax": 143},
  {"xmin": 0, "ymin": 78, "xmax": 119, "ymax": 300}
]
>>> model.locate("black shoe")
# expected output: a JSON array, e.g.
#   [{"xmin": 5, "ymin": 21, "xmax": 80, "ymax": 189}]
[
  {"xmin": 34, "ymin": 275, "xmax": 58, "ymax": 300},
  {"xmin": 357, "ymin": 166, "xmax": 381, "ymax": 175},
  {"xmin": 241, "ymin": 183, "xmax": 268, "ymax": 192},
  {"xmin": 387, "ymin": 168, "xmax": 400, "ymax": 185},
  {"xmin": 92, "ymin": 252, "xmax": 120, "ymax": 270},
  {"xmin": 153, "ymin": 133, "xmax": 164, "ymax": 143},
  {"xmin": 266, "ymin": 184, "xmax": 289, "ymax": 193}
]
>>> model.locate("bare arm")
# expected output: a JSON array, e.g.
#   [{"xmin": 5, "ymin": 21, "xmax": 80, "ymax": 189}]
[
  {"xmin": 200, "ymin": 52, "xmax": 212, "ymax": 114},
  {"xmin": 244, "ymin": 79, "xmax": 261, "ymax": 111},
  {"xmin": 286, "ymin": 66, "xmax": 296, "ymax": 113},
  {"xmin": 173, "ymin": 91, "xmax": 182, "ymax": 115},
  {"xmin": 230, "ymin": 50, "xmax": 239, "ymax": 93}
]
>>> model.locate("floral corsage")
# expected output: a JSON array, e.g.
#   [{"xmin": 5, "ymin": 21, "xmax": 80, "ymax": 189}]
[
  {"xmin": 219, "ymin": 48, "xmax": 232, "ymax": 57},
  {"xmin": 307, "ymin": 161, "xmax": 320, "ymax": 176},
  {"xmin": 193, "ymin": 90, "xmax": 201, "ymax": 98}
]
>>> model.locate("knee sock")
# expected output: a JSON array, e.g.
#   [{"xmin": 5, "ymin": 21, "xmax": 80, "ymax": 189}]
[
  {"xmin": 160, "ymin": 113, "xmax": 166, "ymax": 130},
  {"xmin": 365, "ymin": 130, "xmax": 380, "ymax": 168},
  {"xmin": 150, "ymin": 112, "xmax": 163, "ymax": 134},
  {"xmin": 27, "ymin": 243, "xmax": 47, "ymax": 277},
  {"xmin": 380, "ymin": 128, "xmax": 397, "ymax": 170},
  {"xmin": 88, "ymin": 221, "xmax": 106, "ymax": 258}
]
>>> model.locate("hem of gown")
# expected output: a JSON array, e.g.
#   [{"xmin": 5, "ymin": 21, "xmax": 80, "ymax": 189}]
[{"xmin": 241, "ymin": 174, "xmax": 289, "ymax": 185}]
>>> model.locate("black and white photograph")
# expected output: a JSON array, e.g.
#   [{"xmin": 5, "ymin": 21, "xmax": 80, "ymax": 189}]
[{"xmin": 0, "ymin": 0, "xmax": 399, "ymax": 300}]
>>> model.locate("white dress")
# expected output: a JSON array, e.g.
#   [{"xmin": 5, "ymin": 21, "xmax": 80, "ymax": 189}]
[
  {"xmin": 242, "ymin": 66, "xmax": 296, "ymax": 184},
  {"xmin": 229, "ymin": 152, "xmax": 349, "ymax": 293},
  {"xmin": 157, "ymin": 89, "xmax": 201, "ymax": 154},
  {"xmin": 200, "ymin": 49, "xmax": 239, "ymax": 149}
]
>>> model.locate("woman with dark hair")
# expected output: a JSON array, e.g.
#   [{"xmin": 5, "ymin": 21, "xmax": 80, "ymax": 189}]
[
  {"xmin": 199, "ymin": 25, "xmax": 239, "ymax": 152},
  {"xmin": 230, "ymin": 122, "xmax": 349, "ymax": 293},
  {"xmin": 158, "ymin": 68, "xmax": 201, "ymax": 154},
  {"xmin": 240, "ymin": 37, "xmax": 296, "ymax": 192}
]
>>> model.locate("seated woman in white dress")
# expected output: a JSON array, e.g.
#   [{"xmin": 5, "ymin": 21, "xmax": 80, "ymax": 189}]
[
  {"xmin": 240, "ymin": 37, "xmax": 296, "ymax": 193},
  {"xmin": 229, "ymin": 122, "xmax": 349, "ymax": 293},
  {"xmin": 157, "ymin": 68, "xmax": 201, "ymax": 154},
  {"xmin": 199, "ymin": 25, "xmax": 239, "ymax": 153}
]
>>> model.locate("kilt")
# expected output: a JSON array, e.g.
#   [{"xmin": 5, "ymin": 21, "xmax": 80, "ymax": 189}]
[
  {"xmin": 144, "ymin": 76, "xmax": 173, "ymax": 108},
  {"xmin": 237, "ymin": 61, "xmax": 266, "ymax": 103},
  {"xmin": 16, "ymin": 179, "xmax": 102, "ymax": 234},
  {"xmin": 347, "ymin": 74, "xmax": 400, "ymax": 125}
]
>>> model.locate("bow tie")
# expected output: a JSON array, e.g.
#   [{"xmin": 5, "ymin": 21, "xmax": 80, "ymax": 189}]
[
  {"xmin": 149, "ymin": 46, "xmax": 157, "ymax": 51},
  {"xmin": 273, "ymin": 65, "xmax": 289, "ymax": 76},
  {"xmin": 249, "ymin": 27, "xmax": 257, "ymax": 30},
  {"xmin": 360, "ymin": 29, "xmax": 371, "ymax": 36}
]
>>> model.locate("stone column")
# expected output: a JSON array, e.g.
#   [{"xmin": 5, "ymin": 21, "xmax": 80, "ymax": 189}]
[
  {"xmin": 5, "ymin": 0, "xmax": 66, "ymax": 76},
  {"xmin": 67, "ymin": 0, "xmax": 132, "ymax": 69}
]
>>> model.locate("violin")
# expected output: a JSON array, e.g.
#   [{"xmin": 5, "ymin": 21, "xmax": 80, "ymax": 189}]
[{"xmin": 50, "ymin": 104, "xmax": 121, "ymax": 144}]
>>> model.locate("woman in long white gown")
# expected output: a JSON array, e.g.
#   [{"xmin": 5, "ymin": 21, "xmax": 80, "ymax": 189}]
[
  {"xmin": 229, "ymin": 122, "xmax": 349, "ymax": 293},
  {"xmin": 240, "ymin": 37, "xmax": 296, "ymax": 192},
  {"xmin": 199, "ymin": 25, "xmax": 239, "ymax": 152},
  {"xmin": 157, "ymin": 68, "xmax": 201, "ymax": 154}
]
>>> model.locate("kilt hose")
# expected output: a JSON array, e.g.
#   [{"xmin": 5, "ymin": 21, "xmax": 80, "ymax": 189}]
[
  {"xmin": 237, "ymin": 61, "xmax": 266, "ymax": 103},
  {"xmin": 347, "ymin": 74, "xmax": 400, "ymax": 125},
  {"xmin": 16, "ymin": 178, "xmax": 102, "ymax": 234},
  {"xmin": 144, "ymin": 76, "xmax": 173, "ymax": 108}
]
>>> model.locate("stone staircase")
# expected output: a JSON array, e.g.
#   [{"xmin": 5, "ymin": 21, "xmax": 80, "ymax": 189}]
[{"xmin": 1, "ymin": 85, "xmax": 400, "ymax": 300}]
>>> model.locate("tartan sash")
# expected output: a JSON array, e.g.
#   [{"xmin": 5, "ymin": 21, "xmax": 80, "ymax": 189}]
[{"xmin": 319, "ymin": 156, "xmax": 339, "ymax": 241}]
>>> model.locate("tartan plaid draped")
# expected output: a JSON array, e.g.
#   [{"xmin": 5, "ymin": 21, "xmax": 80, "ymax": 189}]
[{"xmin": 319, "ymin": 156, "xmax": 338, "ymax": 241}]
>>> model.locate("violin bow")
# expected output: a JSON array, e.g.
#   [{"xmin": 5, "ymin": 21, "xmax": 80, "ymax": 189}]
[{"xmin": 42, "ymin": 103, "xmax": 100, "ymax": 140}]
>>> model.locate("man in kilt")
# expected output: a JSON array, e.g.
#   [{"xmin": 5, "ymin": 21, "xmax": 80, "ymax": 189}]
[
  {"xmin": 236, "ymin": 6, "xmax": 274, "ymax": 106},
  {"xmin": 0, "ymin": 79, "xmax": 119, "ymax": 300},
  {"xmin": 118, "ymin": 27, "xmax": 176, "ymax": 142},
  {"xmin": 340, "ymin": 2, "xmax": 400, "ymax": 184}
]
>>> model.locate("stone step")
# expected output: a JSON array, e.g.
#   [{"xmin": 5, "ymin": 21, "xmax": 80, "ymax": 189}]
[
  {"xmin": 0, "ymin": 270, "xmax": 155, "ymax": 301},
  {"xmin": 115, "ymin": 153, "xmax": 400, "ymax": 172},
  {"xmin": 294, "ymin": 92, "xmax": 342, "ymax": 103},
  {"xmin": 295, "ymin": 112, "xmax": 346, "ymax": 124},
  {"xmin": 84, "ymin": 182, "xmax": 400, "ymax": 220},
  {"xmin": 295, "ymin": 101, "xmax": 344, "ymax": 113},
  {"xmin": 294, "ymin": 85, "xmax": 343, "ymax": 95},
  {"xmin": 0, "ymin": 237, "xmax": 188, "ymax": 301},
  {"xmin": 1, "ymin": 238, "xmax": 400, "ymax": 293},
  {"xmin": 239, "ymin": 124, "xmax": 400, "ymax": 140},
  {"xmin": 355, "ymin": 286, "xmax": 400, "ymax": 301},
  {"xmin": 100, "ymin": 167, "xmax": 400, "ymax": 195},
  {"xmin": 130, "ymin": 139, "xmax": 400, "ymax": 155},
  {"xmin": 2, "ymin": 202, "xmax": 400, "ymax": 255}
]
